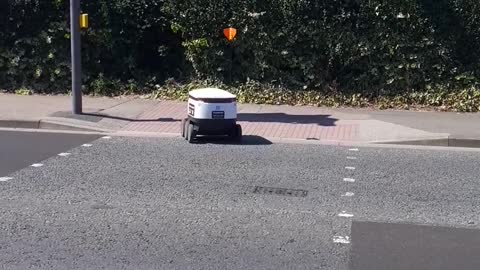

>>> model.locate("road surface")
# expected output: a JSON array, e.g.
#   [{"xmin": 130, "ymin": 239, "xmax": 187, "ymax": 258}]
[
  {"xmin": 0, "ymin": 131, "xmax": 479, "ymax": 269},
  {"xmin": 0, "ymin": 130, "xmax": 100, "ymax": 176}
]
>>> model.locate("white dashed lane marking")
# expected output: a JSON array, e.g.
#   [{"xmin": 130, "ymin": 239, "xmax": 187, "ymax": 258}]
[
  {"xmin": 102, "ymin": 136, "xmax": 112, "ymax": 139},
  {"xmin": 82, "ymin": 144, "xmax": 93, "ymax": 147},
  {"xmin": 332, "ymin": 147, "xmax": 359, "ymax": 245},
  {"xmin": 31, "ymin": 163, "xmax": 44, "ymax": 168},
  {"xmin": 58, "ymin": 152, "xmax": 71, "ymax": 157},
  {"xmin": 333, "ymin": 236, "xmax": 350, "ymax": 244},
  {"xmin": 0, "ymin": 177, "xmax": 13, "ymax": 182},
  {"xmin": 338, "ymin": 211, "xmax": 354, "ymax": 218}
]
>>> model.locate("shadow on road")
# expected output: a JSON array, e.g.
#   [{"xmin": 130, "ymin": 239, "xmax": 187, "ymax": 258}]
[
  {"xmin": 238, "ymin": 113, "xmax": 337, "ymax": 126},
  {"xmin": 194, "ymin": 135, "xmax": 272, "ymax": 146}
]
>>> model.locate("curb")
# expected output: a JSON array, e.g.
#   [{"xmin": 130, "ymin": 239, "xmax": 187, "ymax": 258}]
[
  {"xmin": 3, "ymin": 119, "xmax": 480, "ymax": 148},
  {"xmin": 0, "ymin": 119, "xmax": 106, "ymax": 133},
  {"xmin": 378, "ymin": 136, "xmax": 480, "ymax": 148},
  {"xmin": 447, "ymin": 137, "xmax": 480, "ymax": 148},
  {"xmin": 39, "ymin": 120, "xmax": 107, "ymax": 132},
  {"xmin": 114, "ymin": 130, "xmax": 480, "ymax": 148},
  {"xmin": 0, "ymin": 119, "xmax": 40, "ymax": 129}
]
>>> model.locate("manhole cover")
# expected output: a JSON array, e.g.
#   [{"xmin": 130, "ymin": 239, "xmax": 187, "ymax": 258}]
[{"xmin": 253, "ymin": 186, "xmax": 308, "ymax": 197}]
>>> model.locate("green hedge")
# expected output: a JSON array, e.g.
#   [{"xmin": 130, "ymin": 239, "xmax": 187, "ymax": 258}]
[{"xmin": 1, "ymin": 0, "xmax": 480, "ymax": 98}]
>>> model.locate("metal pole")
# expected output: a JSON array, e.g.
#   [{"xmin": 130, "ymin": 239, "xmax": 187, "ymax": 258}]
[
  {"xmin": 70, "ymin": 0, "xmax": 82, "ymax": 114},
  {"xmin": 229, "ymin": 42, "xmax": 233, "ymax": 83}
]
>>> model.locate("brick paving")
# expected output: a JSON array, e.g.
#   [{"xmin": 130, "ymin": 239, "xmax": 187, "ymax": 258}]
[
  {"xmin": 2, "ymin": 94, "xmax": 464, "ymax": 144},
  {"xmin": 122, "ymin": 101, "xmax": 359, "ymax": 141}
]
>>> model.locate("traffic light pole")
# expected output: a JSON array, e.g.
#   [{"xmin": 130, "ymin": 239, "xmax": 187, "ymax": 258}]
[
  {"xmin": 229, "ymin": 42, "xmax": 233, "ymax": 83},
  {"xmin": 70, "ymin": 0, "xmax": 82, "ymax": 114}
]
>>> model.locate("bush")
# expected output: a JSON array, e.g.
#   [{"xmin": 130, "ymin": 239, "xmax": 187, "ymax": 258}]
[
  {"xmin": 165, "ymin": 0, "xmax": 480, "ymax": 93},
  {"xmin": 1, "ymin": 0, "xmax": 480, "ymax": 106},
  {"xmin": 149, "ymin": 79, "xmax": 480, "ymax": 112}
]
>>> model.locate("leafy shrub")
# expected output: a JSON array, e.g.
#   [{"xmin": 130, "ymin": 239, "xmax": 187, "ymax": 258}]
[
  {"xmin": 1, "ymin": 0, "xmax": 480, "ymax": 107},
  {"xmin": 150, "ymin": 79, "xmax": 480, "ymax": 112}
]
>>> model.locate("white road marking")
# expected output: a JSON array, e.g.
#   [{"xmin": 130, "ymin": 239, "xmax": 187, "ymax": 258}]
[
  {"xmin": 82, "ymin": 144, "xmax": 93, "ymax": 147},
  {"xmin": 338, "ymin": 211, "xmax": 354, "ymax": 218},
  {"xmin": 0, "ymin": 177, "xmax": 13, "ymax": 182},
  {"xmin": 31, "ymin": 163, "xmax": 44, "ymax": 168},
  {"xmin": 58, "ymin": 152, "xmax": 71, "ymax": 157},
  {"xmin": 333, "ymin": 236, "xmax": 350, "ymax": 244},
  {"xmin": 336, "ymin": 150, "xmax": 357, "ymax": 247},
  {"xmin": 102, "ymin": 136, "xmax": 112, "ymax": 139}
]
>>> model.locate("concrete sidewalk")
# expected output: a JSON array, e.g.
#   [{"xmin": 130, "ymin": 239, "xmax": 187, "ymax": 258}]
[{"xmin": 1, "ymin": 93, "xmax": 480, "ymax": 147}]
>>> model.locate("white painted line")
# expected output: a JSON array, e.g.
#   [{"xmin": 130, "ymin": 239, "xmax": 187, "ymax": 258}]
[
  {"xmin": 347, "ymin": 156, "xmax": 357, "ymax": 160},
  {"xmin": 333, "ymin": 236, "xmax": 350, "ymax": 244},
  {"xmin": 345, "ymin": 166, "xmax": 355, "ymax": 170},
  {"xmin": 0, "ymin": 177, "xmax": 13, "ymax": 182},
  {"xmin": 58, "ymin": 152, "xmax": 71, "ymax": 157},
  {"xmin": 342, "ymin": 192, "xmax": 355, "ymax": 197},
  {"xmin": 349, "ymin": 148, "xmax": 359, "ymax": 152},
  {"xmin": 102, "ymin": 136, "xmax": 112, "ymax": 139},
  {"xmin": 343, "ymin": 178, "xmax": 356, "ymax": 183},
  {"xmin": 82, "ymin": 144, "xmax": 93, "ymax": 147},
  {"xmin": 338, "ymin": 211, "xmax": 354, "ymax": 218},
  {"xmin": 31, "ymin": 163, "xmax": 44, "ymax": 168}
]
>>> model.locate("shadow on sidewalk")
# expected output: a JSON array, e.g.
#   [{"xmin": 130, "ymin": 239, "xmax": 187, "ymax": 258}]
[
  {"xmin": 81, "ymin": 113, "xmax": 179, "ymax": 122},
  {"xmin": 194, "ymin": 135, "xmax": 272, "ymax": 146},
  {"xmin": 238, "ymin": 113, "xmax": 337, "ymax": 126},
  {"xmin": 51, "ymin": 111, "xmax": 336, "ymax": 126},
  {"xmin": 50, "ymin": 111, "xmax": 179, "ymax": 123},
  {"xmin": 49, "ymin": 111, "xmax": 180, "ymax": 123}
]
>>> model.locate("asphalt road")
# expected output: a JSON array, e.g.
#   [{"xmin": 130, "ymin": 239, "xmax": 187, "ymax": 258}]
[
  {"xmin": 0, "ymin": 133, "xmax": 479, "ymax": 269},
  {"xmin": 0, "ymin": 130, "xmax": 100, "ymax": 176}
]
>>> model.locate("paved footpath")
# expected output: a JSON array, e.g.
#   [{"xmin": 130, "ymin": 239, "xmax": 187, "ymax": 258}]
[
  {"xmin": 2, "ymin": 94, "xmax": 480, "ymax": 146},
  {"xmin": 122, "ymin": 102, "xmax": 359, "ymax": 141}
]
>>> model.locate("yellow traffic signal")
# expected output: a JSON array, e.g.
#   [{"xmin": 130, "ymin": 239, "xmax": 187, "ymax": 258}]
[{"xmin": 80, "ymin": 14, "xmax": 88, "ymax": 29}]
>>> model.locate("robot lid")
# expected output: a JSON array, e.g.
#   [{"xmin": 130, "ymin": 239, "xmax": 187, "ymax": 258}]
[{"xmin": 189, "ymin": 88, "xmax": 236, "ymax": 100}]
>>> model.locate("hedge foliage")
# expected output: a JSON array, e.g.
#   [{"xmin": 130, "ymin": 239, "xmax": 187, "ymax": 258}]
[
  {"xmin": 1, "ymin": 0, "xmax": 480, "ymax": 110},
  {"xmin": 148, "ymin": 79, "xmax": 480, "ymax": 112}
]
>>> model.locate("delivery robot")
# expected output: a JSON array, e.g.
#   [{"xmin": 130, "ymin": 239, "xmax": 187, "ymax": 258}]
[{"xmin": 181, "ymin": 88, "xmax": 242, "ymax": 143}]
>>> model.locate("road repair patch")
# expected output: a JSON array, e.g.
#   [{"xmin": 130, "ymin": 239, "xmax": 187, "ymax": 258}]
[{"xmin": 349, "ymin": 221, "xmax": 480, "ymax": 270}]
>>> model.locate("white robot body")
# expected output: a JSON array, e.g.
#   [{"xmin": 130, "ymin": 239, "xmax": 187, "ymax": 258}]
[
  {"xmin": 181, "ymin": 88, "xmax": 242, "ymax": 142},
  {"xmin": 188, "ymin": 96, "xmax": 237, "ymax": 120}
]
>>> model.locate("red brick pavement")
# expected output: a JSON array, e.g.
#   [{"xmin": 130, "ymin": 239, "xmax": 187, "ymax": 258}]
[{"xmin": 122, "ymin": 102, "xmax": 359, "ymax": 141}]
